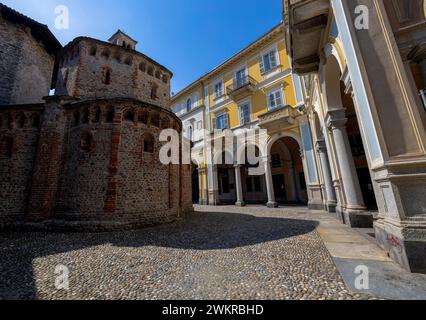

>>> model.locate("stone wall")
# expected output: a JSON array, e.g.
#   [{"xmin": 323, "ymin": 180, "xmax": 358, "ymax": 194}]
[
  {"xmin": 0, "ymin": 106, "xmax": 43, "ymax": 225},
  {"xmin": 0, "ymin": 18, "xmax": 55, "ymax": 105},
  {"xmin": 55, "ymin": 39, "xmax": 172, "ymax": 109}
]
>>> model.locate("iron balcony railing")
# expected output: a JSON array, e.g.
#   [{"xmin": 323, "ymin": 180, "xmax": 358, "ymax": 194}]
[{"xmin": 226, "ymin": 75, "xmax": 257, "ymax": 95}]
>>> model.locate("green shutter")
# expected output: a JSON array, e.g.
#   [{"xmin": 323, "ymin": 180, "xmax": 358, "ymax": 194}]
[{"xmin": 259, "ymin": 56, "xmax": 265, "ymax": 74}]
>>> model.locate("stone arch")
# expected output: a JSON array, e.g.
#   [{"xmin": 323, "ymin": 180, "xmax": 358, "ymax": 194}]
[
  {"xmin": 150, "ymin": 112, "xmax": 160, "ymax": 127},
  {"xmin": 139, "ymin": 62, "xmax": 146, "ymax": 72},
  {"xmin": 138, "ymin": 110, "xmax": 148, "ymax": 125},
  {"xmin": 89, "ymin": 46, "xmax": 97, "ymax": 56},
  {"xmin": 266, "ymin": 131, "xmax": 302, "ymax": 156},
  {"xmin": 124, "ymin": 56, "xmax": 133, "ymax": 66},
  {"xmin": 151, "ymin": 82, "xmax": 159, "ymax": 100}
]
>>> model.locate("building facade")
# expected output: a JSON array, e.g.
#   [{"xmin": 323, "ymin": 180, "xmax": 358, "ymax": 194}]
[
  {"xmin": 284, "ymin": 0, "xmax": 426, "ymax": 273},
  {"xmin": 0, "ymin": 5, "xmax": 192, "ymax": 231},
  {"xmin": 172, "ymin": 24, "xmax": 324, "ymax": 210}
]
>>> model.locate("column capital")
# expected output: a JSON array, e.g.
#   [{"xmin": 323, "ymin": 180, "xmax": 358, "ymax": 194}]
[
  {"xmin": 325, "ymin": 109, "xmax": 348, "ymax": 131},
  {"xmin": 315, "ymin": 139, "xmax": 327, "ymax": 153}
]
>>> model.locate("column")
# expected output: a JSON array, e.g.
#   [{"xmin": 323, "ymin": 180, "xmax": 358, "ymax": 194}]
[
  {"xmin": 326, "ymin": 110, "xmax": 366, "ymax": 213},
  {"xmin": 286, "ymin": 161, "xmax": 298, "ymax": 202},
  {"xmin": 263, "ymin": 157, "xmax": 278, "ymax": 208},
  {"xmin": 202, "ymin": 169, "xmax": 208, "ymax": 205},
  {"xmin": 234, "ymin": 164, "xmax": 245, "ymax": 207},
  {"xmin": 234, "ymin": 164, "xmax": 246, "ymax": 207},
  {"xmin": 316, "ymin": 139, "xmax": 337, "ymax": 212},
  {"xmin": 198, "ymin": 169, "xmax": 203, "ymax": 205},
  {"xmin": 208, "ymin": 165, "xmax": 219, "ymax": 205}
]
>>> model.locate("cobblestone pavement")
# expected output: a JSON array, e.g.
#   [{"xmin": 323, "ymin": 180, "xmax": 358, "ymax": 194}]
[{"xmin": 0, "ymin": 206, "xmax": 376, "ymax": 300}]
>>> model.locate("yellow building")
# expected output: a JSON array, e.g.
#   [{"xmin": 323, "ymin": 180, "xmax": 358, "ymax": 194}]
[{"xmin": 172, "ymin": 23, "xmax": 323, "ymax": 209}]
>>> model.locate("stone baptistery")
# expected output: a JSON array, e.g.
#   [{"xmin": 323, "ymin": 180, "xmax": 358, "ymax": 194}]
[{"xmin": 0, "ymin": 4, "xmax": 193, "ymax": 231}]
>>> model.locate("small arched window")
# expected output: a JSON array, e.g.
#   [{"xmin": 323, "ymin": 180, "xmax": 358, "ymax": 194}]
[
  {"xmin": 106, "ymin": 107, "xmax": 115, "ymax": 123},
  {"xmin": 17, "ymin": 113, "xmax": 26, "ymax": 128},
  {"xmin": 102, "ymin": 68, "xmax": 111, "ymax": 85},
  {"xmin": 1, "ymin": 137, "xmax": 14, "ymax": 158},
  {"xmin": 162, "ymin": 75, "xmax": 168, "ymax": 84},
  {"xmin": 89, "ymin": 47, "xmax": 97, "ymax": 56},
  {"xmin": 92, "ymin": 106, "xmax": 101, "ymax": 123},
  {"xmin": 124, "ymin": 109, "xmax": 135, "ymax": 122},
  {"xmin": 155, "ymin": 70, "xmax": 161, "ymax": 79},
  {"xmin": 151, "ymin": 83, "xmax": 159, "ymax": 100},
  {"xmin": 138, "ymin": 111, "xmax": 148, "ymax": 125},
  {"xmin": 150, "ymin": 112, "xmax": 160, "ymax": 127},
  {"xmin": 80, "ymin": 132, "xmax": 92, "ymax": 152},
  {"xmin": 139, "ymin": 62, "xmax": 146, "ymax": 72},
  {"xmin": 32, "ymin": 113, "xmax": 40, "ymax": 128},
  {"xmin": 72, "ymin": 111, "xmax": 80, "ymax": 127},
  {"xmin": 161, "ymin": 116, "xmax": 170, "ymax": 129},
  {"xmin": 81, "ymin": 108, "xmax": 89, "ymax": 124},
  {"xmin": 147, "ymin": 66, "xmax": 154, "ymax": 76},
  {"xmin": 186, "ymin": 98, "xmax": 192, "ymax": 112},
  {"xmin": 143, "ymin": 134, "xmax": 154, "ymax": 154}
]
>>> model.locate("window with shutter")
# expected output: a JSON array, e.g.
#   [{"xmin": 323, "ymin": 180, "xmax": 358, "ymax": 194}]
[{"xmin": 268, "ymin": 88, "xmax": 284, "ymax": 111}]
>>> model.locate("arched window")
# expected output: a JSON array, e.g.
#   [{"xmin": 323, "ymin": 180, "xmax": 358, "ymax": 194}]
[
  {"xmin": 102, "ymin": 68, "xmax": 111, "ymax": 85},
  {"xmin": 151, "ymin": 83, "xmax": 158, "ymax": 100},
  {"xmin": 89, "ymin": 47, "xmax": 97, "ymax": 56},
  {"xmin": 155, "ymin": 70, "xmax": 161, "ymax": 79},
  {"xmin": 17, "ymin": 113, "xmax": 26, "ymax": 128},
  {"xmin": 80, "ymin": 132, "xmax": 92, "ymax": 152},
  {"xmin": 139, "ymin": 62, "xmax": 146, "ymax": 72},
  {"xmin": 162, "ymin": 75, "xmax": 168, "ymax": 84},
  {"xmin": 1, "ymin": 137, "xmax": 14, "ymax": 158},
  {"xmin": 138, "ymin": 111, "xmax": 148, "ymax": 125},
  {"xmin": 81, "ymin": 108, "xmax": 89, "ymax": 124},
  {"xmin": 147, "ymin": 66, "xmax": 154, "ymax": 76},
  {"xmin": 32, "ymin": 113, "xmax": 40, "ymax": 128},
  {"xmin": 186, "ymin": 98, "xmax": 192, "ymax": 112},
  {"xmin": 72, "ymin": 111, "xmax": 80, "ymax": 127},
  {"xmin": 124, "ymin": 109, "xmax": 135, "ymax": 122},
  {"xmin": 161, "ymin": 116, "xmax": 170, "ymax": 129},
  {"xmin": 106, "ymin": 107, "xmax": 115, "ymax": 123},
  {"xmin": 150, "ymin": 112, "xmax": 160, "ymax": 127},
  {"xmin": 93, "ymin": 106, "xmax": 101, "ymax": 123},
  {"xmin": 143, "ymin": 134, "xmax": 154, "ymax": 154}
]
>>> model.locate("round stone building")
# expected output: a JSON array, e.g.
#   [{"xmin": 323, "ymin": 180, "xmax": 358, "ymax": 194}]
[{"xmin": 0, "ymin": 18, "xmax": 193, "ymax": 231}]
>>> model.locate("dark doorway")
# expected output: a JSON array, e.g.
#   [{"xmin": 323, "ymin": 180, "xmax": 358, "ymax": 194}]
[
  {"xmin": 357, "ymin": 168, "xmax": 378, "ymax": 211},
  {"xmin": 192, "ymin": 166, "xmax": 199, "ymax": 204},
  {"xmin": 273, "ymin": 174, "xmax": 287, "ymax": 203}
]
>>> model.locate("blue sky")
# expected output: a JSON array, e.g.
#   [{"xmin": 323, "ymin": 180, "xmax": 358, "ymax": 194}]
[{"xmin": 3, "ymin": 0, "xmax": 283, "ymax": 93}]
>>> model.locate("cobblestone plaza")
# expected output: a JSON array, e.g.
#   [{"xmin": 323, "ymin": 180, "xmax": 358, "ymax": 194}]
[{"xmin": 2, "ymin": 206, "xmax": 424, "ymax": 300}]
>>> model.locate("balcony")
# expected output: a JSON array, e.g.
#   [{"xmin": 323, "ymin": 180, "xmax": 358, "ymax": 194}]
[
  {"xmin": 226, "ymin": 75, "xmax": 257, "ymax": 101},
  {"xmin": 258, "ymin": 105, "xmax": 299, "ymax": 131},
  {"xmin": 283, "ymin": 0, "xmax": 330, "ymax": 75}
]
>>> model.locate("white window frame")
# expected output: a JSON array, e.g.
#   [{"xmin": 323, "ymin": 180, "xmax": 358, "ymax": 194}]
[
  {"xmin": 213, "ymin": 78, "xmax": 224, "ymax": 100},
  {"xmin": 214, "ymin": 111, "xmax": 229, "ymax": 130},
  {"xmin": 267, "ymin": 86, "xmax": 285, "ymax": 111},
  {"xmin": 238, "ymin": 99, "xmax": 252, "ymax": 126},
  {"xmin": 259, "ymin": 45, "xmax": 280, "ymax": 75}
]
